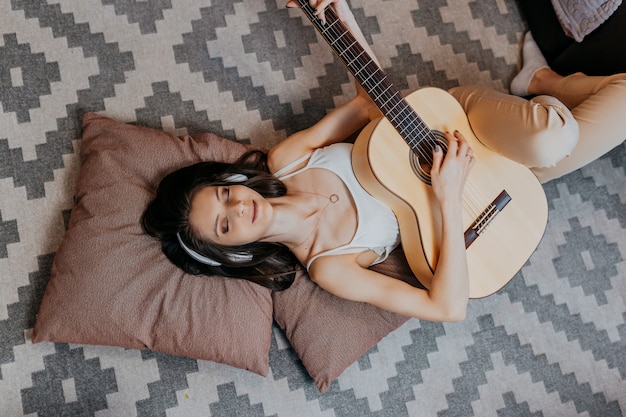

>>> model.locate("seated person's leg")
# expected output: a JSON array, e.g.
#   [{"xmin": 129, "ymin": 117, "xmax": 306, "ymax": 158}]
[
  {"xmin": 449, "ymin": 85, "xmax": 579, "ymax": 172},
  {"xmin": 450, "ymin": 29, "xmax": 626, "ymax": 184},
  {"xmin": 533, "ymin": 76, "xmax": 626, "ymax": 182}
]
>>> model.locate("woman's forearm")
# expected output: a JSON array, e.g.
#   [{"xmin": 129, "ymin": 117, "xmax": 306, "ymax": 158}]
[
  {"xmin": 426, "ymin": 201, "xmax": 470, "ymax": 321},
  {"xmin": 424, "ymin": 132, "xmax": 473, "ymax": 320}
]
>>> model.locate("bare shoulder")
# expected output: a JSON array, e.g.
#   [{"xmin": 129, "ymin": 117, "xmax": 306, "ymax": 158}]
[
  {"xmin": 308, "ymin": 253, "xmax": 361, "ymax": 284},
  {"xmin": 307, "ymin": 253, "xmax": 390, "ymax": 303},
  {"xmin": 267, "ymin": 129, "xmax": 315, "ymax": 175}
]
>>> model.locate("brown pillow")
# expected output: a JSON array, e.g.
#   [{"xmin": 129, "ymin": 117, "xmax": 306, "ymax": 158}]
[
  {"xmin": 272, "ymin": 247, "xmax": 417, "ymax": 392},
  {"xmin": 32, "ymin": 113, "xmax": 274, "ymax": 375}
]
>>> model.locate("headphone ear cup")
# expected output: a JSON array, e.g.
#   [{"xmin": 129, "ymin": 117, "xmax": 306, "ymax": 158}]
[
  {"xmin": 225, "ymin": 174, "xmax": 248, "ymax": 183},
  {"xmin": 228, "ymin": 252, "xmax": 254, "ymax": 263}
]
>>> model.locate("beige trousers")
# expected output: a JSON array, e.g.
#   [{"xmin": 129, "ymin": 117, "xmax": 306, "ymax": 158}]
[{"xmin": 449, "ymin": 73, "xmax": 626, "ymax": 183}]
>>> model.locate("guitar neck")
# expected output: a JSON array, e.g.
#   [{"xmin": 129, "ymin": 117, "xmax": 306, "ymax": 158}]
[{"xmin": 295, "ymin": 1, "xmax": 436, "ymax": 146}]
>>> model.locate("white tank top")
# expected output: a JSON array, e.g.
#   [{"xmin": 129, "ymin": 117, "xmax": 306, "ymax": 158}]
[{"xmin": 273, "ymin": 143, "xmax": 400, "ymax": 271}]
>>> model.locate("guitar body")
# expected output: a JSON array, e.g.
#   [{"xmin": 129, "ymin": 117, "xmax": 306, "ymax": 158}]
[{"xmin": 352, "ymin": 87, "xmax": 548, "ymax": 298}]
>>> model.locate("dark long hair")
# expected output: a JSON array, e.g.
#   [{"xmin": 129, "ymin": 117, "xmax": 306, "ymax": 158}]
[{"xmin": 142, "ymin": 150, "xmax": 299, "ymax": 290}]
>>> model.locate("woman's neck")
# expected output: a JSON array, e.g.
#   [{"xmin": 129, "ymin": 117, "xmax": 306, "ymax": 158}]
[{"xmin": 264, "ymin": 191, "xmax": 334, "ymax": 249}]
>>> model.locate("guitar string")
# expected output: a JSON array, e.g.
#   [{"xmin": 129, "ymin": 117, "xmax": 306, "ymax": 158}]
[
  {"xmin": 463, "ymin": 182, "xmax": 483, "ymax": 219},
  {"xmin": 303, "ymin": 2, "xmax": 488, "ymax": 221}
]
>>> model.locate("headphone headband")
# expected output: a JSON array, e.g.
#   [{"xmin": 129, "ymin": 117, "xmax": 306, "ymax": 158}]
[
  {"xmin": 176, "ymin": 232, "xmax": 221, "ymax": 266},
  {"xmin": 225, "ymin": 173, "xmax": 247, "ymax": 182}
]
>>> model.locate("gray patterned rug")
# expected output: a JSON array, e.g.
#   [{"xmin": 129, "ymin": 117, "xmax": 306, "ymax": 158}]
[{"xmin": 2, "ymin": 0, "xmax": 625, "ymax": 416}]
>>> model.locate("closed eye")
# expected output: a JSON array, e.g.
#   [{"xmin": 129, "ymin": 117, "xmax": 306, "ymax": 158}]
[
  {"xmin": 222, "ymin": 187, "xmax": 230, "ymax": 234},
  {"xmin": 214, "ymin": 186, "xmax": 231, "ymax": 238}
]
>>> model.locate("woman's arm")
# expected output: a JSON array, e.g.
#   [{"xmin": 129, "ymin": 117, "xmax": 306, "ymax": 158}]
[
  {"xmin": 311, "ymin": 257, "xmax": 466, "ymax": 322},
  {"xmin": 268, "ymin": 0, "xmax": 381, "ymax": 173},
  {"xmin": 310, "ymin": 131, "xmax": 474, "ymax": 321},
  {"xmin": 426, "ymin": 131, "xmax": 474, "ymax": 313}
]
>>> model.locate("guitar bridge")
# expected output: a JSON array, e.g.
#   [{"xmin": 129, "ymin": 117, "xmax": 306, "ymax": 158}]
[{"xmin": 464, "ymin": 190, "xmax": 511, "ymax": 248}]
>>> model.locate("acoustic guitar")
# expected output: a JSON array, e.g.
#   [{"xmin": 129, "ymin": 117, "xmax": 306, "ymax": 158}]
[{"xmin": 295, "ymin": 1, "xmax": 548, "ymax": 298}]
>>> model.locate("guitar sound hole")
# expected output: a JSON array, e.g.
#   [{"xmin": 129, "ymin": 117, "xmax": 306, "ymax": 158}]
[{"xmin": 409, "ymin": 130, "xmax": 448, "ymax": 185}]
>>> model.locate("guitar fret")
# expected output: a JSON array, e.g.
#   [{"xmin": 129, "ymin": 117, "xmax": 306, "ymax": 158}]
[
  {"xmin": 353, "ymin": 59, "xmax": 374, "ymax": 77},
  {"xmin": 320, "ymin": 18, "xmax": 341, "ymax": 35},
  {"xmin": 382, "ymin": 100, "xmax": 404, "ymax": 119},
  {"xmin": 400, "ymin": 110, "xmax": 421, "ymax": 131},
  {"xmin": 346, "ymin": 50, "xmax": 367, "ymax": 69},
  {"xmin": 386, "ymin": 99, "xmax": 406, "ymax": 123},
  {"xmin": 399, "ymin": 120, "xmax": 415, "ymax": 136},
  {"xmin": 339, "ymin": 41, "xmax": 365, "ymax": 62},
  {"xmin": 366, "ymin": 75, "xmax": 389, "ymax": 99},
  {"xmin": 329, "ymin": 29, "xmax": 350, "ymax": 47},
  {"xmin": 399, "ymin": 111, "xmax": 429, "ymax": 144},
  {"xmin": 359, "ymin": 70, "xmax": 383, "ymax": 89},
  {"xmin": 341, "ymin": 40, "xmax": 358, "ymax": 56},
  {"xmin": 374, "ymin": 85, "xmax": 396, "ymax": 108},
  {"xmin": 404, "ymin": 119, "xmax": 428, "ymax": 138}
]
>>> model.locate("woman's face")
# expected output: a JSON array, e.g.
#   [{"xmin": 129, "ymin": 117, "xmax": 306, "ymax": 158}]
[{"xmin": 188, "ymin": 184, "xmax": 272, "ymax": 247}]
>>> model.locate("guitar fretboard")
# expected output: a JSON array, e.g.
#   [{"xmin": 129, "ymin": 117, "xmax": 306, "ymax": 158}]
[{"xmin": 295, "ymin": 0, "xmax": 438, "ymax": 150}]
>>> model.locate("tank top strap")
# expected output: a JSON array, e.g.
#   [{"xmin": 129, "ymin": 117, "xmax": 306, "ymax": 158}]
[
  {"xmin": 305, "ymin": 246, "xmax": 370, "ymax": 270},
  {"xmin": 273, "ymin": 152, "xmax": 313, "ymax": 180}
]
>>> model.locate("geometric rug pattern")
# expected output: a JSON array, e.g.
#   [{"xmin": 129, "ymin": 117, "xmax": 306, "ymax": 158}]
[{"xmin": 1, "ymin": 0, "xmax": 625, "ymax": 415}]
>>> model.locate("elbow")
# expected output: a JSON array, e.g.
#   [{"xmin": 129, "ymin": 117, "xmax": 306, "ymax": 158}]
[
  {"xmin": 425, "ymin": 288, "xmax": 468, "ymax": 322},
  {"xmin": 445, "ymin": 309, "xmax": 467, "ymax": 322},
  {"xmin": 352, "ymin": 95, "xmax": 379, "ymax": 121},
  {"xmin": 438, "ymin": 302, "xmax": 468, "ymax": 322}
]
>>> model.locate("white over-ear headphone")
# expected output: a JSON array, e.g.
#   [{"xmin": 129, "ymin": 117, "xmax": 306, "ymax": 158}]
[
  {"xmin": 176, "ymin": 172, "xmax": 252, "ymax": 266},
  {"xmin": 225, "ymin": 173, "xmax": 247, "ymax": 182},
  {"xmin": 176, "ymin": 233, "xmax": 253, "ymax": 266}
]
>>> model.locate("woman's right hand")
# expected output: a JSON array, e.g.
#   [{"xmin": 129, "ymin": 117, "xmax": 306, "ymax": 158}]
[{"xmin": 430, "ymin": 130, "xmax": 475, "ymax": 208}]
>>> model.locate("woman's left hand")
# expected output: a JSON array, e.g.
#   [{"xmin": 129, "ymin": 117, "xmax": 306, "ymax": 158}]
[{"xmin": 286, "ymin": 0, "xmax": 354, "ymax": 25}]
